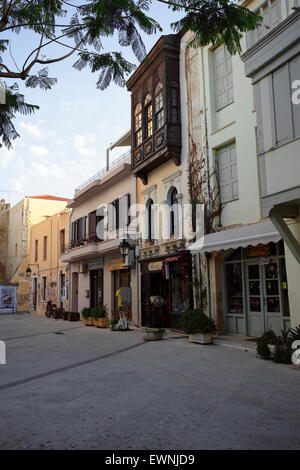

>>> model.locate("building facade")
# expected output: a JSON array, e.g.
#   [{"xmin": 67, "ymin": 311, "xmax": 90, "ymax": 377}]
[
  {"xmin": 6, "ymin": 195, "xmax": 70, "ymax": 311},
  {"xmin": 0, "ymin": 199, "xmax": 10, "ymax": 283},
  {"xmin": 127, "ymin": 35, "xmax": 193, "ymax": 330},
  {"xmin": 187, "ymin": 0, "xmax": 299, "ymax": 336},
  {"xmin": 62, "ymin": 133, "xmax": 138, "ymax": 323},
  {"xmin": 29, "ymin": 209, "xmax": 70, "ymax": 316}
]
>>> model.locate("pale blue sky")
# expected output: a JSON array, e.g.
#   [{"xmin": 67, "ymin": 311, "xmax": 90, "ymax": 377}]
[{"xmin": 0, "ymin": 3, "xmax": 182, "ymax": 206}]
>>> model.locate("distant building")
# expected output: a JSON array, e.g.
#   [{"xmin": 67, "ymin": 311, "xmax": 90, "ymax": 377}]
[
  {"xmin": 29, "ymin": 209, "xmax": 70, "ymax": 315},
  {"xmin": 0, "ymin": 199, "xmax": 10, "ymax": 283},
  {"xmin": 6, "ymin": 195, "xmax": 70, "ymax": 311}
]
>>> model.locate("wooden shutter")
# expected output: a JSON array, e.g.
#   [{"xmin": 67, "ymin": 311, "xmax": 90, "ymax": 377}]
[
  {"xmin": 273, "ymin": 63, "xmax": 294, "ymax": 145},
  {"xmin": 89, "ymin": 212, "xmax": 96, "ymax": 239},
  {"xmin": 218, "ymin": 143, "xmax": 239, "ymax": 204},
  {"xmin": 290, "ymin": 55, "xmax": 300, "ymax": 139}
]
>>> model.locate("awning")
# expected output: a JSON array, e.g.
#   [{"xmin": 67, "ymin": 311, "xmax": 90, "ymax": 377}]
[{"xmin": 188, "ymin": 220, "xmax": 281, "ymax": 253}]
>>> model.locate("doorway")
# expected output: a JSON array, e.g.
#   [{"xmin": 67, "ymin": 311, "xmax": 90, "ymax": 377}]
[
  {"xmin": 113, "ymin": 269, "xmax": 132, "ymax": 321},
  {"xmin": 246, "ymin": 260, "xmax": 286, "ymax": 336},
  {"xmin": 72, "ymin": 272, "xmax": 78, "ymax": 312},
  {"xmin": 90, "ymin": 269, "xmax": 103, "ymax": 308},
  {"xmin": 32, "ymin": 277, "xmax": 37, "ymax": 310}
]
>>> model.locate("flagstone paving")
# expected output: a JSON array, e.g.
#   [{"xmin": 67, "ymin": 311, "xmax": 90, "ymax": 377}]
[{"xmin": 0, "ymin": 313, "xmax": 299, "ymax": 450}]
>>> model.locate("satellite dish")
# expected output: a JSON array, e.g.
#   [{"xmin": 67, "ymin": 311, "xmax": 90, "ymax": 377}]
[{"xmin": 153, "ymin": 295, "xmax": 164, "ymax": 308}]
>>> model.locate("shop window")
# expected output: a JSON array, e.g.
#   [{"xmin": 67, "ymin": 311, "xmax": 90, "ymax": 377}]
[
  {"xmin": 144, "ymin": 93, "xmax": 153, "ymax": 139},
  {"xmin": 225, "ymin": 263, "xmax": 244, "ymax": 314},
  {"xmin": 134, "ymin": 102, "xmax": 142, "ymax": 147}
]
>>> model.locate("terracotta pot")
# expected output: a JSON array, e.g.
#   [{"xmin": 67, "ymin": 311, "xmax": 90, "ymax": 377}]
[{"xmin": 68, "ymin": 313, "xmax": 80, "ymax": 322}]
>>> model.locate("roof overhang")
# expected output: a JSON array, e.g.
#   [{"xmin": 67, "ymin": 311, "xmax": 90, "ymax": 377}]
[{"xmin": 189, "ymin": 220, "xmax": 281, "ymax": 253}]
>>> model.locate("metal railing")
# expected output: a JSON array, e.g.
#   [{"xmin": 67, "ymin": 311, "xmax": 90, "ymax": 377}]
[
  {"xmin": 62, "ymin": 233, "xmax": 102, "ymax": 254},
  {"xmin": 75, "ymin": 150, "xmax": 131, "ymax": 194}
]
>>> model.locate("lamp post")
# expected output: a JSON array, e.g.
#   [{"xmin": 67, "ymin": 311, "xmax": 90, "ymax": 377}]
[{"xmin": 119, "ymin": 240, "xmax": 130, "ymax": 264}]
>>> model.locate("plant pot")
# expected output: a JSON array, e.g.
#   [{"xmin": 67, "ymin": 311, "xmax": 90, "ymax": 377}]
[
  {"xmin": 189, "ymin": 333, "xmax": 213, "ymax": 345},
  {"xmin": 84, "ymin": 316, "xmax": 93, "ymax": 326},
  {"xmin": 68, "ymin": 313, "xmax": 80, "ymax": 322},
  {"xmin": 53, "ymin": 311, "xmax": 61, "ymax": 320},
  {"xmin": 110, "ymin": 324, "xmax": 119, "ymax": 331},
  {"xmin": 143, "ymin": 332, "xmax": 164, "ymax": 341},
  {"xmin": 94, "ymin": 317, "xmax": 109, "ymax": 328},
  {"xmin": 82, "ymin": 317, "xmax": 89, "ymax": 326}
]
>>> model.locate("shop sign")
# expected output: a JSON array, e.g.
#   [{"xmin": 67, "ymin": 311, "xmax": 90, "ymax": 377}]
[
  {"xmin": 108, "ymin": 259, "xmax": 127, "ymax": 271},
  {"xmin": 148, "ymin": 261, "xmax": 163, "ymax": 272},
  {"xmin": 246, "ymin": 244, "xmax": 270, "ymax": 257},
  {"xmin": 87, "ymin": 258, "xmax": 104, "ymax": 270}
]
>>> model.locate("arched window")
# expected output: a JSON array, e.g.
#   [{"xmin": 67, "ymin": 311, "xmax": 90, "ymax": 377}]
[
  {"xmin": 144, "ymin": 93, "xmax": 153, "ymax": 139},
  {"xmin": 134, "ymin": 103, "xmax": 142, "ymax": 147},
  {"xmin": 146, "ymin": 198, "xmax": 154, "ymax": 241},
  {"xmin": 155, "ymin": 82, "xmax": 164, "ymax": 130},
  {"xmin": 169, "ymin": 187, "xmax": 178, "ymax": 237}
]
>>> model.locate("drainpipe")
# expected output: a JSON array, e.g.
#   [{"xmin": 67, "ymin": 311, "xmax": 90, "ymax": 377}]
[{"xmin": 270, "ymin": 207, "xmax": 300, "ymax": 264}]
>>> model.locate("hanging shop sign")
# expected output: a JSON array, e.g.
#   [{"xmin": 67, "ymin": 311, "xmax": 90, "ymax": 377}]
[{"xmin": 87, "ymin": 258, "xmax": 104, "ymax": 270}]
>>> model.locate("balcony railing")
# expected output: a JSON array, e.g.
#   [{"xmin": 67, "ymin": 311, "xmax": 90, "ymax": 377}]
[
  {"xmin": 63, "ymin": 233, "xmax": 102, "ymax": 254},
  {"xmin": 75, "ymin": 150, "xmax": 131, "ymax": 194}
]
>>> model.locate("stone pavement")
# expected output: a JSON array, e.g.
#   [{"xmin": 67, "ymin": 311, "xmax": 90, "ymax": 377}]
[{"xmin": 0, "ymin": 313, "xmax": 299, "ymax": 450}]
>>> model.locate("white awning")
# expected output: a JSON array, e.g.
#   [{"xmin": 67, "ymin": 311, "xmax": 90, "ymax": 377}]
[{"xmin": 189, "ymin": 220, "xmax": 281, "ymax": 253}]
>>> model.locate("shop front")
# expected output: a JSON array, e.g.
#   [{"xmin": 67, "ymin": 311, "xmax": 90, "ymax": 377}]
[
  {"xmin": 108, "ymin": 259, "xmax": 132, "ymax": 321},
  {"xmin": 224, "ymin": 241, "xmax": 290, "ymax": 337},
  {"xmin": 140, "ymin": 251, "xmax": 193, "ymax": 330}
]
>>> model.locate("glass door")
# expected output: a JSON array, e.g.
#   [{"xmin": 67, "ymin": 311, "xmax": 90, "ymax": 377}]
[
  {"xmin": 263, "ymin": 262, "xmax": 282, "ymax": 335},
  {"xmin": 247, "ymin": 263, "xmax": 264, "ymax": 337}
]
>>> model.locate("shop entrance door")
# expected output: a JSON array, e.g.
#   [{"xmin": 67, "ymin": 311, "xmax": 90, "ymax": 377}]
[
  {"xmin": 247, "ymin": 261, "xmax": 283, "ymax": 336},
  {"xmin": 113, "ymin": 269, "xmax": 132, "ymax": 321},
  {"xmin": 90, "ymin": 269, "xmax": 103, "ymax": 308}
]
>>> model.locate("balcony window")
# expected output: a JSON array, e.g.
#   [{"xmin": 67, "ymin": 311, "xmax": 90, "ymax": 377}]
[
  {"xmin": 213, "ymin": 44, "xmax": 233, "ymax": 111},
  {"xmin": 170, "ymin": 86, "xmax": 178, "ymax": 124},
  {"xmin": 155, "ymin": 82, "xmax": 164, "ymax": 130},
  {"xmin": 134, "ymin": 103, "xmax": 142, "ymax": 147},
  {"xmin": 144, "ymin": 93, "xmax": 153, "ymax": 139}
]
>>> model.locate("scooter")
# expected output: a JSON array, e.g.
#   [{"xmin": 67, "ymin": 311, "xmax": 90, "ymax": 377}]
[{"xmin": 45, "ymin": 300, "xmax": 57, "ymax": 318}]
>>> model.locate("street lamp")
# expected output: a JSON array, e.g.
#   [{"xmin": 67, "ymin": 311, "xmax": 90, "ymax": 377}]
[
  {"xmin": 120, "ymin": 239, "xmax": 130, "ymax": 264},
  {"xmin": 26, "ymin": 267, "xmax": 32, "ymax": 278}
]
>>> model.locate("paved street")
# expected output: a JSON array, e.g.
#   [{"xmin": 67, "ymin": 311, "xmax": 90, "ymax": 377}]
[{"xmin": 0, "ymin": 313, "xmax": 299, "ymax": 450}]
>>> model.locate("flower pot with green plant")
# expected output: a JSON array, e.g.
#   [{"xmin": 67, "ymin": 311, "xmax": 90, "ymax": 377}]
[
  {"xmin": 110, "ymin": 317, "xmax": 119, "ymax": 331},
  {"xmin": 179, "ymin": 309, "xmax": 217, "ymax": 344},
  {"xmin": 81, "ymin": 307, "xmax": 92, "ymax": 326},
  {"xmin": 92, "ymin": 306, "xmax": 109, "ymax": 328},
  {"xmin": 142, "ymin": 328, "xmax": 165, "ymax": 341},
  {"xmin": 53, "ymin": 308, "xmax": 62, "ymax": 320},
  {"xmin": 67, "ymin": 311, "xmax": 80, "ymax": 322}
]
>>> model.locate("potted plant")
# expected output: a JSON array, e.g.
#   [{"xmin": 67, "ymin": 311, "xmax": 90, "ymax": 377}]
[
  {"xmin": 110, "ymin": 317, "xmax": 119, "ymax": 331},
  {"xmin": 180, "ymin": 309, "xmax": 217, "ymax": 344},
  {"xmin": 61, "ymin": 310, "xmax": 68, "ymax": 321},
  {"xmin": 67, "ymin": 311, "xmax": 80, "ymax": 322},
  {"xmin": 92, "ymin": 306, "xmax": 109, "ymax": 328},
  {"xmin": 142, "ymin": 328, "xmax": 165, "ymax": 341},
  {"xmin": 81, "ymin": 307, "xmax": 92, "ymax": 326},
  {"xmin": 53, "ymin": 308, "xmax": 62, "ymax": 320}
]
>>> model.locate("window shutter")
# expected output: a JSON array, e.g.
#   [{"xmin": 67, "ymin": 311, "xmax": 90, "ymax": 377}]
[
  {"xmin": 273, "ymin": 64, "xmax": 294, "ymax": 145},
  {"xmin": 218, "ymin": 143, "xmax": 239, "ymax": 204},
  {"xmin": 290, "ymin": 55, "xmax": 300, "ymax": 139},
  {"xmin": 89, "ymin": 212, "xmax": 96, "ymax": 238}
]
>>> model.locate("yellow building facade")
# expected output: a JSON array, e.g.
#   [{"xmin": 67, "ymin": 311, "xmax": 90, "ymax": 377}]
[
  {"xmin": 29, "ymin": 209, "xmax": 70, "ymax": 316},
  {"xmin": 6, "ymin": 195, "xmax": 70, "ymax": 311}
]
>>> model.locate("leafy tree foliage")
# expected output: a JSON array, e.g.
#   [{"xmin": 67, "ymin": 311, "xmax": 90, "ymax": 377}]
[{"xmin": 0, "ymin": 0, "xmax": 261, "ymax": 148}]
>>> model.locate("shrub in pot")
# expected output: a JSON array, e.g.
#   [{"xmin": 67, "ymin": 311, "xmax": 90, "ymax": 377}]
[
  {"xmin": 142, "ymin": 328, "xmax": 165, "ymax": 341},
  {"xmin": 81, "ymin": 307, "xmax": 92, "ymax": 326},
  {"xmin": 67, "ymin": 311, "xmax": 80, "ymax": 322},
  {"xmin": 110, "ymin": 317, "xmax": 119, "ymax": 331},
  {"xmin": 53, "ymin": 308, "xmax": 62, "ymax": 320},
  {"xmin": 179, "ymin": 309, "xmax": 217, "ymax": 344},
  {"xmin": 92, "ymin": 306, "xmax": 109, "ymax": 328},
  {"xmin": 256, "ymin": 329, "xmax": 279, "ymax": 360}
]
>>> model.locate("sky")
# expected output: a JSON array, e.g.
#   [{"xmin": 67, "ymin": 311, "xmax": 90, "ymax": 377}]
[{"xmin": 0, "ymin": 2, "xmax": 183, "ymax": 207}]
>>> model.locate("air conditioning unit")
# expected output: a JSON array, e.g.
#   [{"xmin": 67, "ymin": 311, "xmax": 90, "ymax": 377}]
[{"xmin": 79, "ymin": 263, "xmax": 87, "ymax": 274}]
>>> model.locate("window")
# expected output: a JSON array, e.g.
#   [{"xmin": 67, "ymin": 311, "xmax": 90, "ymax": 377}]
[
  {"xmin": 134, "ymin": 103, "xmax": 142, "ymax": 147},
  {"xmin": 43, "ymin": 236, "xmax": 47, "ymax": 260},
  {"xmin": 42, "ymin": 276, "xmax": 47, "ymax": 302},
  {"xmin": 272, "ymin": 56, "xmax": 300, "ymax": 146},
  {"xmin": 225, "ymin": 263, "xmax": 244, "ymax": 314},
  {"xmin": 155, "ymin": 82, "xmax": 164, "ymax": 129},
  {"xmin": 169, "ymin": 187, "xmax": 179, "ymax": 237},
  {"xmin": 146, "ymin": 198, "xmax": 154, "ymax": 241},
  {"xmin": 34, "ymin": 240, "xmax": 38, "ymax": 263},
  {"xmin": 218, "ymin": 142, "xmax": 239, "ymax": 203},
  {"xmin": 213, "ymin": 44, "xmax": 233, "ymax": 111},
  {"xmin": 60, "ymin": 229, "xmax": 65, "ymax": 255},
  {"xmin": 170, "ymin": 86, "xmax": 178, "ymax": 124},
  {"xmin": 72, "ymin": 217, "xmax": 87, "ymax": 245},
  {"xmin": 144, "ymin": 93, "xmax": 153, "ymax": 138},
  {"xmin": 15, "ymin": 243, "xmax": 18, "ymax": 257},
  {"xmin": 88, "ymin": 211, "xmax": 103, "ymax": 241}
]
